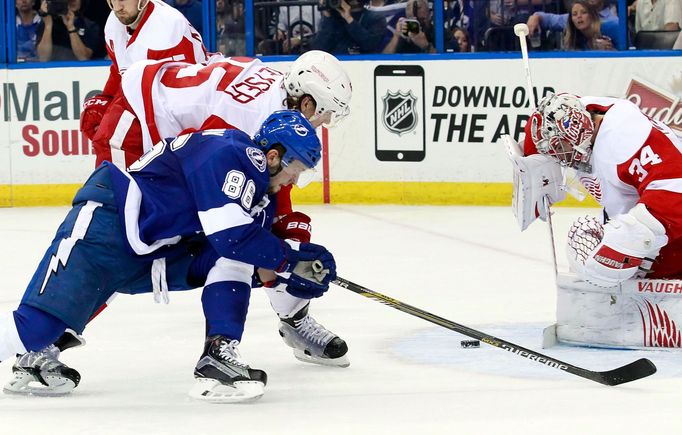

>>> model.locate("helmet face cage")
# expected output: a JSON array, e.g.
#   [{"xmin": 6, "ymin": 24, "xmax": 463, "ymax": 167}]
[
  {"xmin": 284, "ymin": 51, "xmax": 352, "ymax": 127},
  {"xmin": 532, "ymin": 94, "xmax": 594, "ymax": 172}
]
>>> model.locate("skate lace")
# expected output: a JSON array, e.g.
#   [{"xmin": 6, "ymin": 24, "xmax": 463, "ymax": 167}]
[
  {"xmin": 217, "ymin": 340, "xmax": 249, "ymax": 369},
  {"xmin": 16, "ymin": 345, "xmax": 65, "ymax": 372},
  {"xmin": 295, "ymin": 316, "xmax": 335, "ymax": 346}
]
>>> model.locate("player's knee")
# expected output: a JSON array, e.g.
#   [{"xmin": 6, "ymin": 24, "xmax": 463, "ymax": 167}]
[{"xmin": 13, "ymin": 305, "xmax": 69, "ymax": 351}]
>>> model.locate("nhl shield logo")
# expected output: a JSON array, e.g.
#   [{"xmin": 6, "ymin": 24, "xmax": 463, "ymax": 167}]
[{"xmin": 381, "ymin": 90, "xmax": 418, "ymax": 135}]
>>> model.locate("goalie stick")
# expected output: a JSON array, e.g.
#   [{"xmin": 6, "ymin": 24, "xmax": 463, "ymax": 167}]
[
  {"xmin": 330, "ymin": 274, "xmax": 657, "ymax": 386},
  {"xmin": 513, "ymin": 23, "xmax": 559, "ymax": 277}
]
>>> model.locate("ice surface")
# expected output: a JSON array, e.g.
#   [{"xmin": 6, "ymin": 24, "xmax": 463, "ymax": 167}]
[{"xmin": 0, "ymin": 205, "xmax": 680, "ymax": 435}]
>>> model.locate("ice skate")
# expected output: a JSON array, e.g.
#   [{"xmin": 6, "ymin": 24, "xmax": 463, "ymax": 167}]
[
  {"xmin": 189, "ymin": 336, "xmax": 267, "ymax": 404},
  {"xmin": 278, "ymin": 304, "xmax": 349, "ymax": 367},
  {"xmin": 3, "ymin": 345, "xmax": 81, "ymax": 396}
]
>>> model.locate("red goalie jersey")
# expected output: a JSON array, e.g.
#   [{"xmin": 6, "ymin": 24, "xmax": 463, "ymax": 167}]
[{"xmin": 526, "ymin": 96, "xmax": 682, "ymax": 278}]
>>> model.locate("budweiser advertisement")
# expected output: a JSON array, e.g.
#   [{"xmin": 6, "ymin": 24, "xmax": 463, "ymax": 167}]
[{"xmin": 625, "ymin": 76, "xmax": 682, "ymax": 135}]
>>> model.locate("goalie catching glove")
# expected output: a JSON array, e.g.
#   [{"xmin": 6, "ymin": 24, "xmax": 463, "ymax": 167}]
[
  {"xmin": 566, "ymin": 204, "xmax": 668, "ymax": 287},
  {"xmin": 502, "ymin": 134, "xmax": 566, "ymax": 231},
  {"xmin": 80, "ymin": 94, "xmax": 113, "ymax": 140},
  {"xmin": 274, "ymin": 240, "xmax": 336, "ymax": 299}
]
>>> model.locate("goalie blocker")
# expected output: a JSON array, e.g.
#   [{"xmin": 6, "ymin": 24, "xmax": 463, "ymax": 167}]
[{"xmin": 544, "ymin": 273, "xmax": 682, "ymax": 349}]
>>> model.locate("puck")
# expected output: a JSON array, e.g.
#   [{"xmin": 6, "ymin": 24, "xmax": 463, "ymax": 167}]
[{"xmin": 460, "ymin": 340, "xmax": 480, "ymax": 348}]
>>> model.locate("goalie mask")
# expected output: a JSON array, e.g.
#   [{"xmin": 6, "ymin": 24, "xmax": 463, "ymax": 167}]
[{"xmin": 530, "ymin": 93, "xmax": 594, "ymax": 172}]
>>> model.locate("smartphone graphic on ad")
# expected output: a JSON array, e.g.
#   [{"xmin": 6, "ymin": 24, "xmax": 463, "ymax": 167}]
[{"xmin": 374, "ymin": 65, "xmax": 425, "ymax": 162}]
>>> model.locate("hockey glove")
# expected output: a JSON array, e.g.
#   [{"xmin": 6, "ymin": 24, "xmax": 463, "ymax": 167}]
[
  {"xmin": 271, "ymin": 211, "xmax": 312, "ymax": 243},
  {"xmin": 503, "ymin": 134, "xmax": 566, "ymax": 231},
  {"xmin": 80, "ymin": 94, "xmax": 112, "ymax": 140},
  {"xmin": 277, "ymin": 241, "xmax": 337, "ymax": 299},
  {"xmin": 567, "ymin": 204, "xmax": 668, "ymax": 288}
]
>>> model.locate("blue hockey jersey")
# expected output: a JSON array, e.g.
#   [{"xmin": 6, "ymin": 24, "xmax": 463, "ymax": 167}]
[{"xmin": 106, "ymin": 129, "xmax": 287, "ymax": 270}]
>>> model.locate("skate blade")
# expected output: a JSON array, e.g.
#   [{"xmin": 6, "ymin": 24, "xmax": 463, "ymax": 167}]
[
  {"xmin": 3, "ymin": 372, "xmax": 76, "ymax": 397},
  {"xmin": 188, "ymin": 378, "xmax": 264, "ymax": 404},
  {"xmin": 293, "ymin": 349, "xmax": 350, "ymax": 368}
]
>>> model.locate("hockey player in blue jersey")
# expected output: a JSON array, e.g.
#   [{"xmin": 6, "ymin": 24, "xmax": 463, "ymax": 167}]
[{"xmin": 0, "ymin": 111, "xmax": 337, "ymax": 402}]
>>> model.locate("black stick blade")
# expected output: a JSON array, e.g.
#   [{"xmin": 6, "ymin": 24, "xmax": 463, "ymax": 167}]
[{"xmin": 593, "ymin": 358, "xmax": 657, "ymax": 386}]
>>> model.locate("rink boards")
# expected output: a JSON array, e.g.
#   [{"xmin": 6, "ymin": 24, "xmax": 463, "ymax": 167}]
[{"xmin": 1, "ymin": 56, "xmax": 680, "ymax": 206}]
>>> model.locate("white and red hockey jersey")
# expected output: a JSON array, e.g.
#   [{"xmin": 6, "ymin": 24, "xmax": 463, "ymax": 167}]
[
  {"xmin": 121, "ymin": 56, "xmax": 288, "ymax": 152},
  {"xmin": 531, "ymin": 96, "xmax": 682, "ymax": 278},
  {"xmin": 101, "ymin": 0, "xmax": 208, "ymax": 97}
]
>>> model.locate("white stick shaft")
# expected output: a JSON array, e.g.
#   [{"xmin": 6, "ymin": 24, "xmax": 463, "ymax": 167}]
[
  {"xmin": 517, "ymin": 34, "xmax": 535, "ymax": 110},
  {"xmin": 516, "ymin": 28, "xmax": 556, "ymax": 276}
]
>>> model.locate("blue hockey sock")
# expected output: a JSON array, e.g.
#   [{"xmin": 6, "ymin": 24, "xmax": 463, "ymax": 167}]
[
  {"xmin": 13, "ymin": 304, "xmax": 69, "ymax": 352},
  {"xmin": 202, "ymin": 281, "xmax": 251, "ymax": 340}
]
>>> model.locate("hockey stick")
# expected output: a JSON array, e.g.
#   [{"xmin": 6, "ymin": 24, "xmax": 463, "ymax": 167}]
[
  {"xmin": 514, "ymin": 23, "xmax": 558, "ymax": 276},
  {"xmin": 331, "ymin": 275, "xmax": 656, "ymax": 386}
]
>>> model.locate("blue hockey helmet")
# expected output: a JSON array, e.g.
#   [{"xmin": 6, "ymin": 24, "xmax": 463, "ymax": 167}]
[{"xmin": 254, "ymin": 110, "xmax": 321, "ymax": 169}]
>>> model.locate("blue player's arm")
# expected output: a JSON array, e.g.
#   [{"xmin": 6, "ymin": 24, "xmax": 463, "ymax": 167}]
[{"xmin": 180, "ymin": 132, "xmax": 291, "ymax": 271}]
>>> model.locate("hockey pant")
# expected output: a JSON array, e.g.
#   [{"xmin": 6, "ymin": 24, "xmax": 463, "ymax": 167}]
[{"xmin": 1, "ymin": 167, "xmax": 253, "ymax": 360}]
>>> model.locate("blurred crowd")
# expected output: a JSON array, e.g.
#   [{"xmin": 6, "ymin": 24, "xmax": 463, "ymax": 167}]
[{"xmin": 14, "ymin": 0, "xmax": 682, "ymax": 62}]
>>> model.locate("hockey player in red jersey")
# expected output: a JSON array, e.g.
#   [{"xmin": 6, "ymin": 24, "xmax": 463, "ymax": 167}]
[
  {"xmin": 505, "ymin": 93, "xmax": 682, "ymax": 348},
  {"xmin": 80, "ymin": 0, "xmax": 208, "ymax": 149}
]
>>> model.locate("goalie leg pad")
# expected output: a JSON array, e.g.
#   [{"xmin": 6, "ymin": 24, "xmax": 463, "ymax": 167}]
[{"xmin": 555, "ymin": 273, "xmax": 682, "ymax": 348}]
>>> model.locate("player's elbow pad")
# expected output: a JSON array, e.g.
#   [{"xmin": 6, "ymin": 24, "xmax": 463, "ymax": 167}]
[{"xmin": 572, "ymin": 204, "xmax": 668, "ymax": 287}]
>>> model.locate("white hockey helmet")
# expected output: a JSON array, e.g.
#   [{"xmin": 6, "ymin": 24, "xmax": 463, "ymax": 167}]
[
  {"xmin": 284, "ymin": 50, "xmax": 353, "ymax": 127},
  {"xmin": 529, "ymin": 93, "xmax": 594, "ymax": 172}
]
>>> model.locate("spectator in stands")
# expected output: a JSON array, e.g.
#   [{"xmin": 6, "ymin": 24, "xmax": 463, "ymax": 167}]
[
  {"xmin": 632, "ymin": 0, "xmax": 681, "ymax": 32},
  {"xmin": 367, "ymin": 0, "xmax": 406, "ymax": 52},
  {"xmin": 216, "ymin": 0, "xmax": 245, "ymax": 55},
  {"xmin": 311, "ymin": 0, "xmax": 385, "ymax": 54},
  {"xmin": 16, "ymin": 0, "xmax": 41, "ymax": 62},
  {"xmin": 446, "ymin": 26, "xmax": 472, "ymax": 51},
  {"xmin": 278, "ymin": 0, "xmax": 320, "ymax": 52},
  {"xmin": 447, "ymin": 0, "xmax": 488, "ymax": 50},
  {"xmin": 259, "ymin": 0, "xmax": 320, "ymax": 55},
  {"xmin": 527, "ymin": 0, "xmax": 617, "ymax": 36},
  {"xmin": 165, "ymin": 0, "xmax": 203, "ymax": 33},
  {"xmin": 383, "ymin": 0, "xmax": 436, "ymax": 53},
  {"xmin": 36, "ymin": 0, "xmax": 103, "ymax": 61},
  {"xmin": 563, "ymin": 0, "xmax": 616, "ymax": 49}
]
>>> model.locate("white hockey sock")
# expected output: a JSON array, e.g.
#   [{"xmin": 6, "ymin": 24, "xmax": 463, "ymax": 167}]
[
  {"xmin": 0, "ymin": 312, "xmax": 28, "ymax": 361},
  {"xmin": 264, "ymin": 285, "xmax": 309, "ymax": 319}
]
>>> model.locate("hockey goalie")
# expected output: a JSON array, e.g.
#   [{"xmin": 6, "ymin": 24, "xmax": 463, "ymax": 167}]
[{"xmin": 504, "ymin": 92, "xmax": 682, "ymax": 349}]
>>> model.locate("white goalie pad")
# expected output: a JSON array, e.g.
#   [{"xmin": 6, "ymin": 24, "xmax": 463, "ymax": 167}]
[
  {"xmin": 553, "ymin": 272, "xmax": 682, "ymax": 349},
  {"xmin": 502, "ymin": 135, "xmax": 567, "ymax": 231}
]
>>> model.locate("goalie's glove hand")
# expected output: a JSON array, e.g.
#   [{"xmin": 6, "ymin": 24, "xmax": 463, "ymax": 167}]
[
  {"xmin": 80, "ymin": 94, "xmax": 113, "ymax": 140},
  {"xmin": 277, "ymin": 241, "xmax": 336, "ymax": 299},
  {"xmin": 567, "ymin": 205, "xmax": 668, "ymax": 288}
]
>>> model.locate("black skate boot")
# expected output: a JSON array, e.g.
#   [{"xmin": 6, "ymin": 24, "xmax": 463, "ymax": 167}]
[
  {"xmin": 189, "ymin": 336, "xmax": 267, "ymax": 403},
  {"xmin": 3, "ymin": 345, "xmax": 81, "ymax": 396},
  {"xmin": 279, "ymin": 304, "xmax": 349, "ymax": 367}
]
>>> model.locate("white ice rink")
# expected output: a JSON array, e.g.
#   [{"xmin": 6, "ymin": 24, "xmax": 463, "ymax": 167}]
[{"xmin": 1, "ymin": 205, "xmax": 680, "ymax": 435}]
